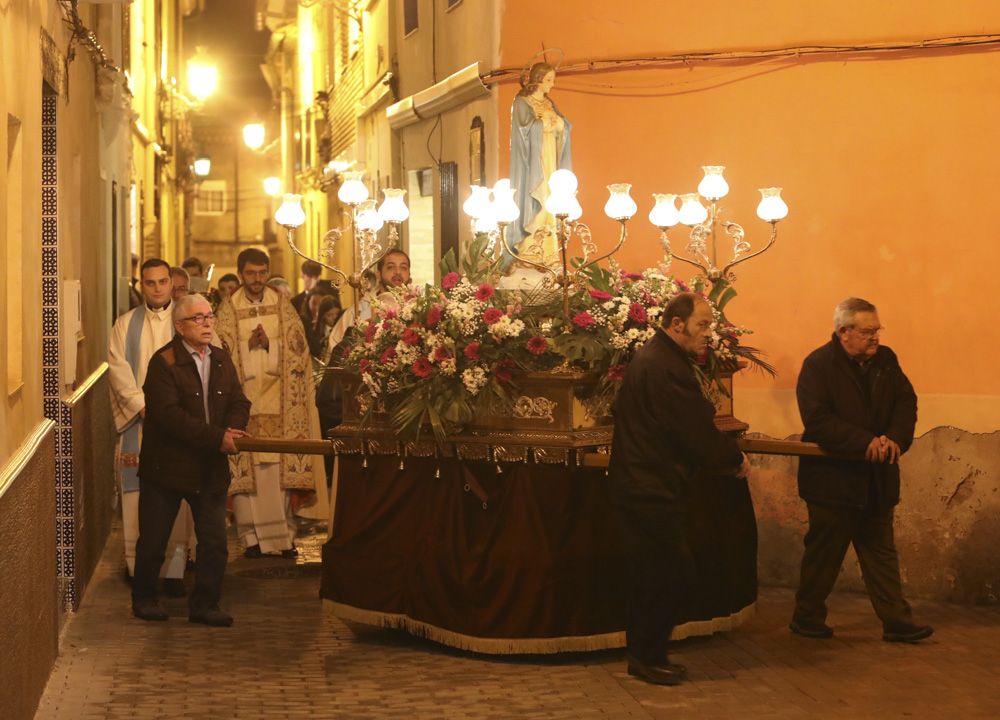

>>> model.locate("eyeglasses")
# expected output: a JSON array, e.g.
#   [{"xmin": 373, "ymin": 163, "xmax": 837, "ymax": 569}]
[
  {"xmin": 850, "ymin": 325, "xmax": 883, "ymax": 338},
  {"xmin": 182, "ymin": 313, "xmax": 216, "ymax": 325}
]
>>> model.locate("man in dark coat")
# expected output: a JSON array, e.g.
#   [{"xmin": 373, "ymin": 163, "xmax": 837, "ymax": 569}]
[
  {"xmin": 791, "ymin": 297, "xmax": 932, "ymax": 643},
  {"xmin": 609, "ymin": 292, "xmax": 749, "ymax": 685},
  {"xmin": 132, "ymin": 293, "xmax": 252, "ymax": 627}
]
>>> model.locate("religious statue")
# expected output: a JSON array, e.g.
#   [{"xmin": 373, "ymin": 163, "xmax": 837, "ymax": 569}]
[{"xmin": 507, "ymin": 61, "xmax": 573, "ymax": 269}]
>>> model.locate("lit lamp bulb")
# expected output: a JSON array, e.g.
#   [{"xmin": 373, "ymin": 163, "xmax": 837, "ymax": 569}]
[
  {"xmin": 548, "ymin": 169, "xmax": 578, "ymax": 195},
  {"xmin": 242, "ymin": 123, "xmax": 265, "ymax": 150},
  {"xmin": 756, "ymin": 187, "xmax": 789, "ymax": 222},
  {"xmin": 566, "ymin": 193, "xmax": 583, "ymax": 222},
  {"xmin": 274, "ymin": 194, "xmax": 306, "ymax": 229},
  {"xmin": 462, "ymin": 185, "xmax": 492, "ymax": 220},
  {"xmin": 491, "ymin": 179, "xmax": 520, "ymax": 224},
  {"xmin": 474, "ymin": 205, "xmax": 498, "ymax": 234},
  {"xmin": 604, "ymin": 183, "xmax": 637, "ymax": 221},
  {"xmin": 187, "ymin": 47, "xmax": 218, "ymax": 102},
  {"xmin": 678, "ymin": 193, "xmax": 709, "ymax": 226},
  {"xmin": 262, "ymin": 176, "xmax": 281, "ymax": 197},
  {"xmin": 193, "ymin": 157, "xmax": 211, "ymax": 177},
  {"xmin": 648, "ymin": 193, "xmax": 680, "ymax": 228},
  {"xmin": 337, "ymin": 171, "xmax": 369, "ymax": 205},
  {"xmin": 377, "ymin": 188, "xmax": 409, "ymax": 223},
  {"xmin": 544, "ymin": 189, "xmax": 576, "ymax": 217},
  {"xmin": 697, "ymin": 165, "xmax": 729, "ymax": 200},
  {"xmin": 355, "ymin": 200, "xmax": 385, "ymax": 232}
]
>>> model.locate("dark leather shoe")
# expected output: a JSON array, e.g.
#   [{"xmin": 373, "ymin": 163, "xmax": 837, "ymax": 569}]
[
  {"xmin": 133, "ymin": 600, "xmax": 169, "ymax": 622},
  {"xmin": 161, "ymin": 578, "xmax": 187, "ymax": 598},
  {"xmin": 189, "ymin": 606, "xmax": 233, "ymax": 627},
  {"xmin": 243, "ymin": 544, "xmax": 263, "ymax": 559},
  {"xmin": 790, "ymin": 619, "xmax": 834, "ymax": 639},
  {"xmin": 626, "ymin": 654, "xmax": 686, "ymax": 686},
  {"xmin": 883, "ymin": 624, "xmax": 933, "ymax": 643},
  {"xmin": 281, "ymin": 547, "xmax": 299, "ymax": 559}
]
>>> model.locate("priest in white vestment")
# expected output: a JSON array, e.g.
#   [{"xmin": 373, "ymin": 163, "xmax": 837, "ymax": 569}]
[
  {"xmin": 215, "ymin": 248, "xmax": 321, "ymax": 557},
  {"xmin": 108, "ymin": 259, "xmax": 193, "ymax": 593}
]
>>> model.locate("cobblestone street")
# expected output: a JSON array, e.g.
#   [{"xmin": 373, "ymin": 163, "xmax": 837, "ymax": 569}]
[{"xmin": 35, "ymin": 525, "xmax": 1000, "ymax": 719}]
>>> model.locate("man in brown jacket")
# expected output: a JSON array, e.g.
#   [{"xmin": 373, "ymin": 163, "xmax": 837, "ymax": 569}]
[{"xmin": 132, "ymin": 294, "xmax": 251, "ymax": 626}]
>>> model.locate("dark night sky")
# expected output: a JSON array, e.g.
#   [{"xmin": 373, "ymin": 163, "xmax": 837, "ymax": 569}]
[{"xmin": 184, "ymin": 0, "xmax": 272, "ymax": 119}]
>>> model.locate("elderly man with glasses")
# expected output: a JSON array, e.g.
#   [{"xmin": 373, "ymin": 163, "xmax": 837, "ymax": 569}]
[
  {"xmin": 791, "ymin": 297, "xmax": 932, "ymax": 644},
  {"xmin": 131, "ymin": 293, "xmax": 251, "ymax": 626}
]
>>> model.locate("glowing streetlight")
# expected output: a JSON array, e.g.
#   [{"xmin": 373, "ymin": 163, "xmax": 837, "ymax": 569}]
[
  {"xmin": 242, "ymin": 123, "xmax": 265, "ymax": 150},
  {"xmin": 187, "ymin": 47, "xmax": 218, "ymax": 103},
  {"xmin": 263, "ymin": 176, "xmax": 282, "ymax": 197},
  {"xmin": 193, "ymin": 157, "xmax": 211, "ymax": 177}
]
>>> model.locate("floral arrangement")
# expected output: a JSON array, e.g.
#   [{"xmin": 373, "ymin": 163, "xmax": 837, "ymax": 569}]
[{"xmin": 338, "ymin": 235, "xmax": 771, "ymax": 443}]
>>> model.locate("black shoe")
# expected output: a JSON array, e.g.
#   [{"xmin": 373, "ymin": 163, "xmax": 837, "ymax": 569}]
[
  {"xmin": 281, "ymin": 547, "xmax": 299, "ymax": 559},
  {"xmin": 132, "ymin": 600, "xmax": 169, "ymax": 622},
  {"xmin": 626, "ymin": 654, "xmax": 686, "ymax": 686},
  {"xmin": 789, "ymin": 619, "xmax": 834, "ymax": 639},
  {"xmin": 189, "ymin": 606, "xmax": 233, "ymax": 627},
  {"xmin": 243, "ymin": 544, "xmax": 263, "ymax": 559},
  {"xmin": 161, "ymin": 578, "xmax": 187, "ymax": 598},
  {"xmin": 883, "ymin": 623, "xmax": 933, "ymax": 643}
]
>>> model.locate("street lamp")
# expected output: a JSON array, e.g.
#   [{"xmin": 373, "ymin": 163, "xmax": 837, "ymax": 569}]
[
  {"xmin": 193, "ymin": 157, "xmax": 211, "ymax": 177},
  {"xmin": 242, "ymin": 122, "xmax": 265, "ymax": 151},
  {"xmin": 187, "ymin": 47, "xmax": 218, "ymax": 103},
  {"xmin": 263, "ymin": 176, "xmax": 282, "ymax": 197}
]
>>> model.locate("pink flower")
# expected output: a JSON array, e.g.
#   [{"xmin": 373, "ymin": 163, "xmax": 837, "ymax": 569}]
[
  {"xmin": 383, "ymin": 309, "xmax": 398, "ymax": 320},
  {"xmin": 433, "ymin": 346, "xmax": 451, "ymax": 362},
  {"xmin": 620, "ymin": 270, "xmax": 643, "ymax": 281},
  {"xmin": 572, "ymin": 311, "xmax": 595, "ymax": 328},
  {"xmin": 493, "ymin": 359, "xmax": 515, "ymax": 383},
  {"xmin": 607, "ymin": 364, "xmax": 626, "ymax": 381},
  {"xmin": 379, "ymin": 347, "xmax": 397, "ymax": 364},
  {"xmin": 526, "ymin": 336, "xmax": 548, "ymax": 355},
  {"xmin": 483, "ymin": 308, "xmax": 503, "ymax": 325},
  {"xmin": 426, "ymin": 305, "xmax": 442, "ymax": 327},
  {"xmin": 359, "ymin": 359, "xmax": 371, "ymax": 375},
  {"xmin": 463, "ymin": 342, "xmax": 481, "ymax": 360},
  {"xmin": 475, "ymin": 283, "xmax": 496, "ymax": 301},
  {"xmin": 628, "ymin": 303, "xmax": 647, "ymax": 323},
  {"xmin": 442, "ymin": 272, "xmax": 460, "ymax": 290},
  {"xmin": 675, "ymin": 279, "xmax": 690, "ymax": 293},
  {"xmin": 364, "ymin": 323, "xmax": 377, "ymax": 343},
  {"xmin": 588, "ymin": 289, "xmax": 612, "ymax": 301},
  {"xmin": 401, "ymin": 327, "xmax": 421, "ymax": 345},
  {"xmin": 411, "ymin": 358, "xmax": 433, "ymax": 378}
]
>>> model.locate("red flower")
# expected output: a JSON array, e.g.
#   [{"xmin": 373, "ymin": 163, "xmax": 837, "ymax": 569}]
[
  {"xmin": 675, "ymin": 279, "xmax": 690, "ymax": 293},
  {"xmin": 383, "ymin": 309, "xmax": 398, "ymax": 320},
  {"xmin": 628, "ymin": 303, "xmax": 647, "ymax": 323},
  {"xmin": 379, "ymin": 346, "xmax": 397, "ymax": 364},
  {"xmin": 364, "ymin": 323, "xmax": 377, "ymax": 343},
  {"xmin": 607, "ymin": 364, "xmax": 626, "ymax": 381},
  {"xmin": 620, "ymin": 270, "xmax": 643, "ymax": 280},
  {"xmin": 588, "ymin": 289, "xmax": 612, "ymax": 301},
  {"xmin": 463, "ymin": 342, "xmax": 481, "ymax": 360},
  {"xmin": 641, "ymin": 291, "xmax": 658, "ymax": 307},
  {"xmin": 572, "ymin": 311, "xmax": 595, "ymax": 328},
  {"xmin": 493, "ymin": 359, "xmax": 515, "ymax": 383},
  {"xmin": 442, "ymin": 272, "xmax": 460, "ymax": 290},
  {"xmin": 526, "ymin": 336, "xmax": 548, "ymax": 355},
  {"xmin": 483, "ymin": 308, "xmax": 503, "ymax": 325},
  {"xmin": 426, "ymin": 305, "xmax": 442, "ymax": 327},
  {"xmin": 401, "ymin": 327, "xmax": 421, "ymax": 345},
  {"xmin": 359, "ymin": 359, "xmax": 371, "ymax": 375},
  {"xmin": 475, "ymin": 283, "xmax": 495, "ymax": 301},
  {"xmin": 411, "ymin": 358, "xmax": 433, "ymax": 378},
  {"xmin": 433, "ymin": 346, "xmax": 451, "ymax": 362}
]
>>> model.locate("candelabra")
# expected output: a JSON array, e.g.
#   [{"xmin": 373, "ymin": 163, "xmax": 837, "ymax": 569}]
[
  {"xmin": 649, "ymin": 166, "xmax": 788, "ymax": 286},
  {"xmin": 273, "ymin": 170, "xmax": 410, "ymax": 308}
]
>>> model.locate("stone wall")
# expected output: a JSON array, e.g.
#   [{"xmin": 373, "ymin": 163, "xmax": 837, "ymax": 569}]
[{"xmin": 750, "ymin": 427, "xmax": 1000, "ymax": 604}]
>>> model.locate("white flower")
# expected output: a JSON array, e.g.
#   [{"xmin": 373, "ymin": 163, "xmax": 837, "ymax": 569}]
[{"xmin": 461, "ymin": 366, "xmax": 488, "ymax": 395}]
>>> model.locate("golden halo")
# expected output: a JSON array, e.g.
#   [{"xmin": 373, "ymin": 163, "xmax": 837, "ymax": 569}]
[{"xmin": 519, "ymin": 47, "xmax": 566, "ymax": 88}]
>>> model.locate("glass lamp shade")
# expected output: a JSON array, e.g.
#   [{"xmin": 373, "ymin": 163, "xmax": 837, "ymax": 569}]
[
  {"xmin": 604, "ymin": 183, "xmax": 637, "ymax": 221},
  {"xmin": 544, "ymin": 188, "xmax": 576, "ymax": 217},
  {"xmin": 567, "ymin": 194, "xmax": 583, "ymax": 222},
  {"xmin": 756, "ymin": 187, "xmax": 789, "ymax": 222},
  {"xmin": 274, "ymin": 194, "xmax": 306, "ymax": 228},
  {"xmin": 193, "ymin": 157, "xmax": 211, "ymax": 177},
  {"xmin": 547, "ymin": 169, "xmax": 579, "ymax": 195},
  {"xmin": 491, "ymin": 179, "xmax": 520, "ymax": 224},
  {"xmin": 377, "ymin": 188, "xmax": 409, "ymax": 223},
  {"xmin": 337, "ymin": 171, "xmax": 369, "ymax": 205},
  {"xmin": 462, "ymin": 185, "xmax": 492, "ymax": 219},
  {"xmin": 474, "ymin": 206, "xmax": 498, "ymax": 234},
  {"xmin": 697, "ymin": 165, "xmax": 729, "ymax": 200},
  {"xmin": 242, "ymin": 123, "xmax": 265, "ymax": 150},
  {"xmin": 648, "ymin": 193, "xmax": 680, "ymax": 228},
  {"xmin": 678, "ymin": 193, "xmax": 709, "ymax": 226},
  {"xmin": 262, "ymin": 176, "xmax": 281, "ymax": 197},
  {"xmin": 355, "ymin": 200, "xmax": 385, "ymax": 232}
]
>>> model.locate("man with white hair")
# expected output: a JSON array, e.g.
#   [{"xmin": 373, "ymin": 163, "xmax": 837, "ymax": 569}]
[{"xmin": 792, "ymin": 297, "xmax": 932, "ymax": 643}]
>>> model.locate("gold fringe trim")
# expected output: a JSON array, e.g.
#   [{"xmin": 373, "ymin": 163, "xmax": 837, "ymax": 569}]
[{"xmin": 323, "ymin": 599, "xmax": 756, "ymax": 655}]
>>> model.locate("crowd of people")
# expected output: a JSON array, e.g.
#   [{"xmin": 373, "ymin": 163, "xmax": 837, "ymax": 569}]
[{"xmin": 110, "ymin": 248, "xmax": 931, "ymax": 684}]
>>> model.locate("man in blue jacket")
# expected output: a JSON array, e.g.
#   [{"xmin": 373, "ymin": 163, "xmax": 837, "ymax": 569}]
[{"xmin": 792, "ymin": 297, "xmax": 932, "ymax": 643}]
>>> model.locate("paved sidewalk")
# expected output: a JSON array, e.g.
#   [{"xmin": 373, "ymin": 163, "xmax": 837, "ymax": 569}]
[{"xmin": 36, "ymin": 524, "xmax": 1000, "ymax": 719}]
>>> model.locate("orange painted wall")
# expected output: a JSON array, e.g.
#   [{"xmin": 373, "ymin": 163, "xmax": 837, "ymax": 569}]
[{"xmin": 498, "ymin": 1, "xmax": 1000, "ymax": 434}]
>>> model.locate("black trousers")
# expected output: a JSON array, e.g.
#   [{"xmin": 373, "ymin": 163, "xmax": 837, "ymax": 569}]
[
  {"xmin": 793, "ymin": 501, "xmax": 913, "ymax": 628},
  {"xmin": 614, "ymin": 498, "xmax": 695, "ymax": 664},
  {"xmin": 133, "ymin": 479, "xmax": 229, "ymax": 613}
]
